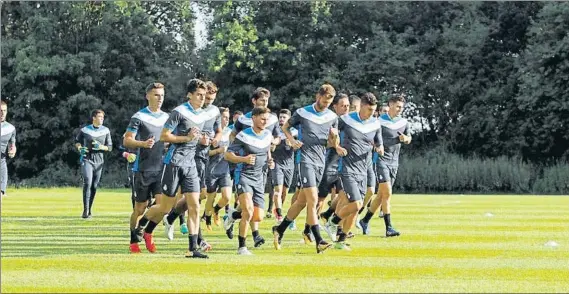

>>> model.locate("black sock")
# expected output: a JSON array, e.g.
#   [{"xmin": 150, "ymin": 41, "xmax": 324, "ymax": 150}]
[
  {"xmin": 233, "ymin": 201, "xmax": 238, "ymax": 209},
  {"xmin": 337, "ymin": 231, "xmax": 346, "ymax": 242},
  {"xmin": 179, "ymin": 214, "xmax": 186, "ymax": 225},
  {"xmin": 197, "ymin": 228, "xmax": 203, "ymax": 244},
  {"xmin": 214, "ymin": 204, "xmax": 222, "ymax": 214},
  {"xmin": 238, "ymin": 236, "xmax": 246, "ymax": 248},
  {"xmin": 137, "ymin": 216, "xmax": 149, "ymax": 229},
  {"xmin": 384, "ymin": 213, "xmax": 392, "ymax": 229},
  {"xmin": 267, "ymin": 193, "xmax": 274, "ymax": 212},
  {"xmin": 225, "ymin": 204, "xmax": 229, "ymax": 213},
  {"xmin": 277, "ymin": 217, "xmax": 293, "ymax": 234},
  {"xmin": 358, "ymin": 206, "xmax": 365, "ymax": 215},
  {"xmin": 189, "ymin": 234, "xmax": 198, "ymax": 251},
  {"xmin": 367, "ymin": 201, "xmax": 371, "ymax": 208},
  {"xmin": 310, "ymin": 225, "xmax": 324, "ymax": 244},
  {"xmin": 321, "ymin": 207, "xmax": 334, "ymax": 219},
  {"xmin": 337, "ymin": 226, "xmax": 344, "ymax": 237},
  {"xmin": 252, "ymin": 230, "xmax": 259, "ymax": 238},
  {"xmin": 362, "ymin": 211, "xmax": 374, "ymax": 223},
  {"xmin": 303, "ymin": 223, "xmax": 311, "ymax": 235},
  {"xmin": 232, "ymin": 210, "xmax": 242, "ymax": 220},
  {"xmin": 144, "ymin": 220, "xmax": 158, "ymax": 234},
  {"xmin": 331, "ymin": 215, "xmax": 342, "ymax": 225},
  {"xmin": 276, "ymin": 208, "xmax": 282, "ymax": 217},
  {"xmin": 130, "ymin": 229, "xmax": 138, "ymax": 244},
  {"xmin": 166, "ymin": 208, "xmax": 180, "ymax": 225}
]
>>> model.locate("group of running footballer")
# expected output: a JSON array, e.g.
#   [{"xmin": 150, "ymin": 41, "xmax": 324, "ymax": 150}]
[{"xmin": 72, "ymin": 79, "xmax": 411, "ymax": 258}]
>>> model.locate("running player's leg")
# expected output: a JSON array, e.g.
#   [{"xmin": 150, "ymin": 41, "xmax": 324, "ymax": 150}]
[
  {"xmin": 81, "ymin": 161, "xmax": 94, "ymax": 218},
  {"xmin": 129, "ymin": 171, "xmax": 156, "ymax": 253},
  {"xmin": 136, "ymin": 165, "xmax": 180, "ymax": 252},
  {"xmin": 271, "ymin": 166, "xmax": 286, "ymax": 222},
  {"xmin": 360, "ymin": 164, "xmax": 398, "ymax": 236},
  {"xmin": 212, "ymin": 185, "xmax": 231, "ymax": 226},
  {"xmin": 0, "ymin": 158, "xmax": 7, "ymax": 196},
  {"xmin": 266, "ymin": 170, "xmax": 274, "ymax": 219},
  {"xmin": 272, "ymin": 187, "xmax": 305, "ymax": 249},
  {"xmin": 250, "ymin": 184, "xmax": 266, "ymax": 248},
  {"xmin": 236, "ymin": 192, "xmax": 254, "ymax": 255},
  {"xmin": 204, "ymin": 173, "xmax": 218, "ymax": 226},
  {"xmin": 327, "ymin": 175, "xmax": 365, "ymax": 248},
  {"xmin": 88, "ymin": 162, "xmax": 104, "ymax": 216},
  {"xmin": 182, "ymin": 166, "xmax": 208, "ymax": 258}
]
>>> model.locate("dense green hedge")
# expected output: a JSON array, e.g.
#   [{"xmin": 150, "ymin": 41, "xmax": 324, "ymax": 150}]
[{"xmin": 10, "ymin": 151, "xmax": 569, "ymax": 195}]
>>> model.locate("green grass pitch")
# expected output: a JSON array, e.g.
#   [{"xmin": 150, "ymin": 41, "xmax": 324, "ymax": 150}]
[{"xmin": 1, "ymin": 188, "xmax": 568, "ymax": 293}]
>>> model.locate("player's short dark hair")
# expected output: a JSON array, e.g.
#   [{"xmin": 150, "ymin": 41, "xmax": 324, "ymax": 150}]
[
  {"xmin": 318, "ymin": 84, "xmax": 336, "ymax": 99},
  {"xmin": 349, "ymin": 95, "xmax": 361, "ymax": 105},
  {"xmin": 186, "ymin": 78, "xmax": 207, "ymax": 94},
  {"xmin": 252, "ymin": 87, "xmax": 270, "ymax": 100},
  {"xmin": 205, "ymin": 81, "xmax": 218, "ymax": 94},
  {"xmin": 219, "ymin": 107, "xmax": 229, "ymax": 114},
  {"xmin": 252, "ymin": 107, "xmax": 271, "ymax": 117},
  {"xmin": 333, "ymin": 93, "xmax": 349, "ymax": 105},
  {"xmin": 0, "ymin": 100, "xmax": 7, "ymax": 106},
  {"xmin": 279, "ymin": 109, "xmax": 291, "ymax": 116},
  {"xmin": 388, "ymin": 94, "xmax": 406, "ymax": 104},
  {"xmin": 91, "ymin": 109, "xmax": 105, "ymax": 118},
  {"xmin": 145, "ymin": 82, "xmax": 164, "ymax": 94},
  {"xmin": 360, "ymin": 92, "xmax": 378, "ymax": 106},
  {"xmin": 233, "ymin": 110, "xmax": 243, "ymax": 116}
]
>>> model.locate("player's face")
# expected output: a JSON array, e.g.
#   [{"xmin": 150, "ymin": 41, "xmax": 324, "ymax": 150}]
[
  {"xmin": 360, "ymin": 103, "xmax": 377, "ymax": 120},
  {"xmin": 253, "ymin": 112, "xmax": 270, "ymax": 130},
  {"xmin": 146, "ymin": 88, "xmax": 164, "ymax": 110},
  {"xmin": 388, "ymin": 101, "xmax": 405, "ymax": 117},
  {"xmin": 253, "ymin": 96, "xmax": 269, "ymax": 108},
  {"xmin": 204, "ymin": 92, "xmax": 217, "ymax": 107},
  {"xmin": 221, "ymin": 111, "xmax": 230, "ymax": 128},
  {"xmin": 188, "ymin": 87, "xmax": 207, "ymax": 109},
  {"xmin": 334, "ymin": 98, "xmax": 350, "ymax": 116},
  {"xmin": 350, "ymin": 100, "xmax": 361, "ymax": 113},
  {"xmin": 315, "ymin": 94, "xmax": 334, "ymax": 111},
  {"xmin": 233, "ymin": 113, "xmax": 241, "ymax": 123},
  {"xmin": 92, "ymin": 113, "xmax": 105, "ymax": 126},
  {"xmin": 278, "ymin": 114, "xmax": 290, "ymax": 126},
  {"xmin": 0, "ymin": 104, "xmax": 7, "ymax": 122},
  {"xmin": 380, "ymin": 106, "xmax": 389, "ymax": 115}
]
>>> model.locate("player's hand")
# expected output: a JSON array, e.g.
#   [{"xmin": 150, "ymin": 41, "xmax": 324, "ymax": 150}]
[
  {"xmin": 143, "ymin": 136, "xmax": 155, "ymax": 149},
  {"xmin": 243, "ymin": 154, "xmax": 256, "ymax": 165},
  {"xmin": 272, "ymin": 137, "xmax": 281, "ymax": 146},
  {"xmin": 211, "ymin": 137, "xmax": 219, "ymax": 148},
  {"xmin": 218, "ymin": 146, "xmax": 228, "ymax": 154},
  {"xmin": 123, "ymin": 152, "xmax": 137, "ymax": 163},
  {"xmin": 336, "ymin": 146, "xmax": 348, "ymax": 157},
  {"xmin": 78, "ymin": 146, "xmax": 89, "ymax": 156},
  {"xmin": 290, "ymin": 139, "xmax": 303, "ymax": 150},
  {"xmin": 329, "ymin": 127, "xmax": 339, "ymax": 136},
  {"xmin": 8, "ymin": 145, "xmax": 16, "ymax": 158},
  {"xmin": 199, "ymin": 133, "xmax": 210, "ymax": 146},
  {"xmin": 92, "ymin": 140, "xmax": 108, "ymax": 151},
  {"xmin": 397, "ymin": 132, "xmax": 411, "ymax": 144},
  {"xmin": 375, "ymin": 145, "xmax": 385, "ymax": 156},
  {"xmin": 268, "ymin": 158, "xmax": 275, "ymax": 170},
  {"xmin": 187, "ymin": 127, "xmax": 200, "ymax": 142}
]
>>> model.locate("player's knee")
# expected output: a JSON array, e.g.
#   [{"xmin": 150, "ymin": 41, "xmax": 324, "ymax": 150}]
[
  {"xmin": 251, "ymin": 207, "xmax": 263, "ymax": 222},
  {"xmin": 242, "ymin": 206, "xmax": 253, "ymax": 221},
  {"xmin": 134, "ymin": 204, "xmax": 146, "ymax": 215}
]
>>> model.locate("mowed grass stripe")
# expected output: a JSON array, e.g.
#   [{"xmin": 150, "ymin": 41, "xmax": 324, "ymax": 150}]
[{"xmin": 1, "ymin": 189, "xmax": 568, "ymax": 293}]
